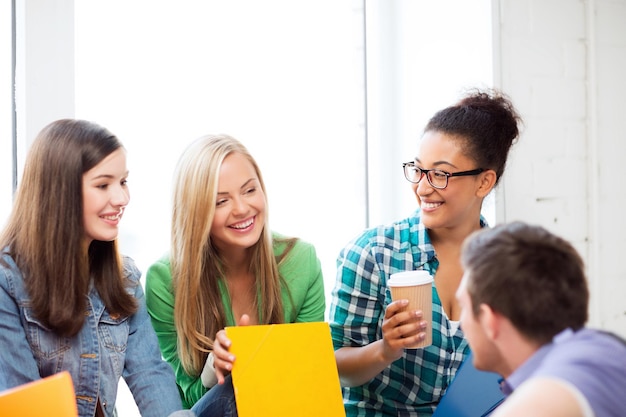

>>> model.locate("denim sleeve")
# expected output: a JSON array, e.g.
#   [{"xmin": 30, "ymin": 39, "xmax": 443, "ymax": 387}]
[
  {"xmin": 121, "ymin": 258, "xmax": 184, "ymax": 416},
  {"xmin": 0, "ymin": 263, "xmax": 43, "ymax": 390}
]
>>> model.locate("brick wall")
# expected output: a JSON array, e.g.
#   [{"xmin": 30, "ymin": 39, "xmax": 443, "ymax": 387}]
[{"xmin": 497, "ymin": 0, "xmax": 626, "ymax": 335}]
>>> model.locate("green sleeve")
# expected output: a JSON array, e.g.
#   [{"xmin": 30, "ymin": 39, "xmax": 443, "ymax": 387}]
[
  {"xmin": 279, "ymin": 239, "xmax": 326, "ymax": 323},
  {"xmin": 145, "ymin": 257, "xmax": 208, "ymax": 409}
]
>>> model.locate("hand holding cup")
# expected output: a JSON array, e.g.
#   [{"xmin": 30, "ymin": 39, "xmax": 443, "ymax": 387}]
[{"xmin": 388, "ymin": 270, "xmax": 433, "ymax": 348}]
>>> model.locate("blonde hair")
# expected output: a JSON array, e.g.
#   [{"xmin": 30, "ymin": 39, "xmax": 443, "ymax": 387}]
[{"xmin": 171, "ymin": 134, "xmax": 291, "ymax": 375}]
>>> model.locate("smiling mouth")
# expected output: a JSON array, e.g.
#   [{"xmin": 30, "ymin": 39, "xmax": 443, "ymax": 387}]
[
  {"xmin": 230, "ymin": 217, "xmax": 254, "ymax": 229},
  {"xmin": 101, "ymin": 210, "xmax": 124, "ymax": 221},
  {"xmin": 421, "ymin": 201, "xmax": 442, "ymax": 209}
]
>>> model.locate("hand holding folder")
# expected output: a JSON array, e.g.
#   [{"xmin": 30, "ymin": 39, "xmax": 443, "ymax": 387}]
[{"xmin": 226, "ymin": 321, "xmax": 346, "ymax": 417}]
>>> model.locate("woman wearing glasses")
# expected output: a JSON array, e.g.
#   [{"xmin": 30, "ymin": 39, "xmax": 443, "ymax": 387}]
[{"xmin": 329, "ymin": 88, "xmax": 522, "ymax": 416}]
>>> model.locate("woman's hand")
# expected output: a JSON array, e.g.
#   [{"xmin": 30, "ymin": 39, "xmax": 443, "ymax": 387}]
[
  {"xmin": 381, "ymin": 299, "xmax": 428, "ymax": 361},
  {"xmin": 212, "ymin": 314, "xmax": 251, "ymax": 384},
  {"xmin": 335, "ymin": 301, "xmax": 429, "ymax": 387}
]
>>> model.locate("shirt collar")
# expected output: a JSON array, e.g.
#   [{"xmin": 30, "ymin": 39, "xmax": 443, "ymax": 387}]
[{"xmin": 500, "ymin": 328, "xmax": 574, "ymax": 395}]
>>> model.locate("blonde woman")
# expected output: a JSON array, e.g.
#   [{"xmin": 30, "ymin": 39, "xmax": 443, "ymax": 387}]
[{"xmin": 146, "ymin": 134, "xmax": 325, "ymax": 417}]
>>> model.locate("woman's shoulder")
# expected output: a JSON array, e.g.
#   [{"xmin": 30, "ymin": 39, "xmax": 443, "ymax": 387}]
[
  {"xmin": 0, "ymin": 248, "xmax": 17, "ymax": 270},
  {"xmin": 148, "ymin": 252, "xmax": 172, "ymax": 269},
  {"xmin": 0, "ymin": 249, "xmax": 23, "ymax": 279},
  {"xmin": 272, "ymin": 231, "xmax": 299, "ymax": 247},
  {"xmin": 271, "ymin": 232, "xmax": 319, "ymax": 264},
  {"xmin": 145, "ymin": 252, "xmax": 174, "ymax": 286},
  {"xmin": 0, "ymin": 250, "xmax": 23, "ymax": 292},
  {"xmin": 121, "ymin": 255, "xmax": 141, "ymax": 284},
  {"xmin": 347, "ymin": 210, "xmax": 422, "ymax": 248}
]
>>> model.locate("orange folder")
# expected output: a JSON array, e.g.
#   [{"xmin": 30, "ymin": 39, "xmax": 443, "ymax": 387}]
[
  {"xmin": 0, "ymin": 371, "xmax": 78, "ymax": 417},
  {"xmin": 226, "ymin": 321, "xmax": 346, "ymax": 417}
]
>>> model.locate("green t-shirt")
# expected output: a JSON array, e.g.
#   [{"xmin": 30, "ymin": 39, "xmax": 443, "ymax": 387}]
[{"xmin": 145, "ymin": 233, "xmax": 326, "ymax": 409}]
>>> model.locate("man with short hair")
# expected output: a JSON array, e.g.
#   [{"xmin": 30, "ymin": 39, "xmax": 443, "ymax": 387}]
[{"xmin": 456, "ymin": 221, "xmax": 626, "ymax": 417}]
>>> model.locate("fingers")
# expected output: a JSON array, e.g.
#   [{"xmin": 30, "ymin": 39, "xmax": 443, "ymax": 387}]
[
  {"xmin": 210, "ymin": 317, "xmax": 251, "ymax": 384},
  {"xmin": 212, "ymin": 330, "xmax": 235, "ymax": 383},
  {"xmin": 214, "ymin": 365, "xmax": 226, "ymax": 385},
  {"xmin": 382, "ymin": 300, "xmax": 429, "ymax": 352},
  {"xmin": 238, "ymin": 314, "xmax": 251, "ymax": 326},
  {"xmin": 384, "ymin": 300, "xmax": 425, "ymax": 324},
  {"xmin": 384, "ymin": 299, "xmax": 410, "ymax": 319}
]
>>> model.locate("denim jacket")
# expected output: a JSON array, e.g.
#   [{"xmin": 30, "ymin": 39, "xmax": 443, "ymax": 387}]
[{"xmin": 0, "ymin": 250, "xmax": 183, "ymax": 417}]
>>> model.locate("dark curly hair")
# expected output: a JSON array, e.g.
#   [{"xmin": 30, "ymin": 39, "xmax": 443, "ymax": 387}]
[{"xmin": 424, "ymin": 88, "xmax": 523, "ymax": 185}]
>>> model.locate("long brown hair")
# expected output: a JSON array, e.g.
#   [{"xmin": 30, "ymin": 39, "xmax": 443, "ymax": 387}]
[
  {"xmin": 171, "ymin": 134, "xmax": 294, "ymax": 375},
  {"xmin": 0, "ymin": 119, "xmax": 137, "ymax": 337}
]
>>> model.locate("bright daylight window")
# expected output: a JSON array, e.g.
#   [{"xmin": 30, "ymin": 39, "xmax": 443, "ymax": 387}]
[
  {"xmin": 5, "ymin": 2, "xmax": 491, "ymax": 414},
  {"xmin": 72, "ymin": 1, "xmax": 488, "ymax": 415},
  {"xmin": 74, "ymin": 1, "xmax": 366, "ymax": 299},
  {"xmin": 0, "ymin": 1, "xmax": 13, "ymax": 222}
]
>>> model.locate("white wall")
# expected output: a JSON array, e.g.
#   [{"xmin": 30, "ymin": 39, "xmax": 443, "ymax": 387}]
[
  {"xmin": 496, "ymin": 0, "xmax": 626, "ymax": 336},
  {"xmin": 14, "ymin": 0, "xmax": 75, "ymax": 181}
]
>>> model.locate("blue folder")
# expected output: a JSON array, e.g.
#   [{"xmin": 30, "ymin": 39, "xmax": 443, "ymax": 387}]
[{"xmin": 433, "ymin": 353, "xmax": 505, "ymax": 417}]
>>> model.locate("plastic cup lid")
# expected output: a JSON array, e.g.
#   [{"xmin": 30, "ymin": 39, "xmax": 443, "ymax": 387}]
[{"xmin": 388, "ymin": 270, "xmax": 433, "ymax": 287}]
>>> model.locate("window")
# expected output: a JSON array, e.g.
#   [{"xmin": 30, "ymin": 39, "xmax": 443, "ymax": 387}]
[
  {"xmin": 75, "ymin": 3, "xmax": 366, "ymax": 412},
  {"xmin": 74, "ymin": 1, "xmax": 367, "ymax": 306},
  {"xmin": 10, "ymin": 1, "xmax": 492, "ymax": 415},
  {"xmin": 0, "ymin": 1, "xmax": 12, "ymax": 222}
]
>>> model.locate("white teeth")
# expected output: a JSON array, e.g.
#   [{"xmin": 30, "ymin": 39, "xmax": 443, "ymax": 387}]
[
  {"xmin": 231, "ymin": 218, "xmax": 253, "ymax": 229},
  {"xmin": 422, "ymin": 202, "xmax": 442, "ymax": 209},
  {"xmin": 102, "ymin": 211, "xmax": 122, "ymax": 220}
]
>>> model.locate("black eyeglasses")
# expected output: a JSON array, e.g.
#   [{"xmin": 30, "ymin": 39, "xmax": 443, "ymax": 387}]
[{"xmin": 402, "ymin": 162, "xmax": 485, "ymax": 190}]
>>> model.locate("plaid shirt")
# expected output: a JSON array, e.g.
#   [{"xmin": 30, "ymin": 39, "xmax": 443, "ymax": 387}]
[{"xmin": 329, "ymin": 210, "xmax": 486, "ymax": 416}]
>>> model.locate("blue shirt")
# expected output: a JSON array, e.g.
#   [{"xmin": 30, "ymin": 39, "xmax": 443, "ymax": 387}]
[
  {"xmin": 329, "ymin": 210, "xmax": 486, "ymax": 416},
  {"xmin": 501, "ymin": 328, "xmax": 626, "ymax": 417},
  {"xmin": 0, "ymin": 250, "xmax": 183, "ymax": 417}
]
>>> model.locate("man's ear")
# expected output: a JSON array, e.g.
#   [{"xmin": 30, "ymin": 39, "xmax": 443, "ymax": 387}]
[
  {"xmin": 476, "ymin": 169, "xmax": 497, "ymax": 198},
  {"xmin": 478, "ymin": 303, "xmax": 499, "ymax": 340}
]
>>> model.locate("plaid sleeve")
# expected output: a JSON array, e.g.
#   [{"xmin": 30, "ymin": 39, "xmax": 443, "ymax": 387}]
[
  {"xmin": 329, "ymin": 232, "xmax": 385, "ymax": 349},
  {"xmin": 327, "ymin": 213, "xmax": 473, "ymax": 416}
]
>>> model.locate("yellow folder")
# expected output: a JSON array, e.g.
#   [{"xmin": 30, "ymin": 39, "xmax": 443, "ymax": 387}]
[
  {"xmin": 226, "ymin": 321, "xmax": 346, "ymax": 417},
  {"xmin": 0, "ymin": 371, "xmax": 78, "ymax": 416}
]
